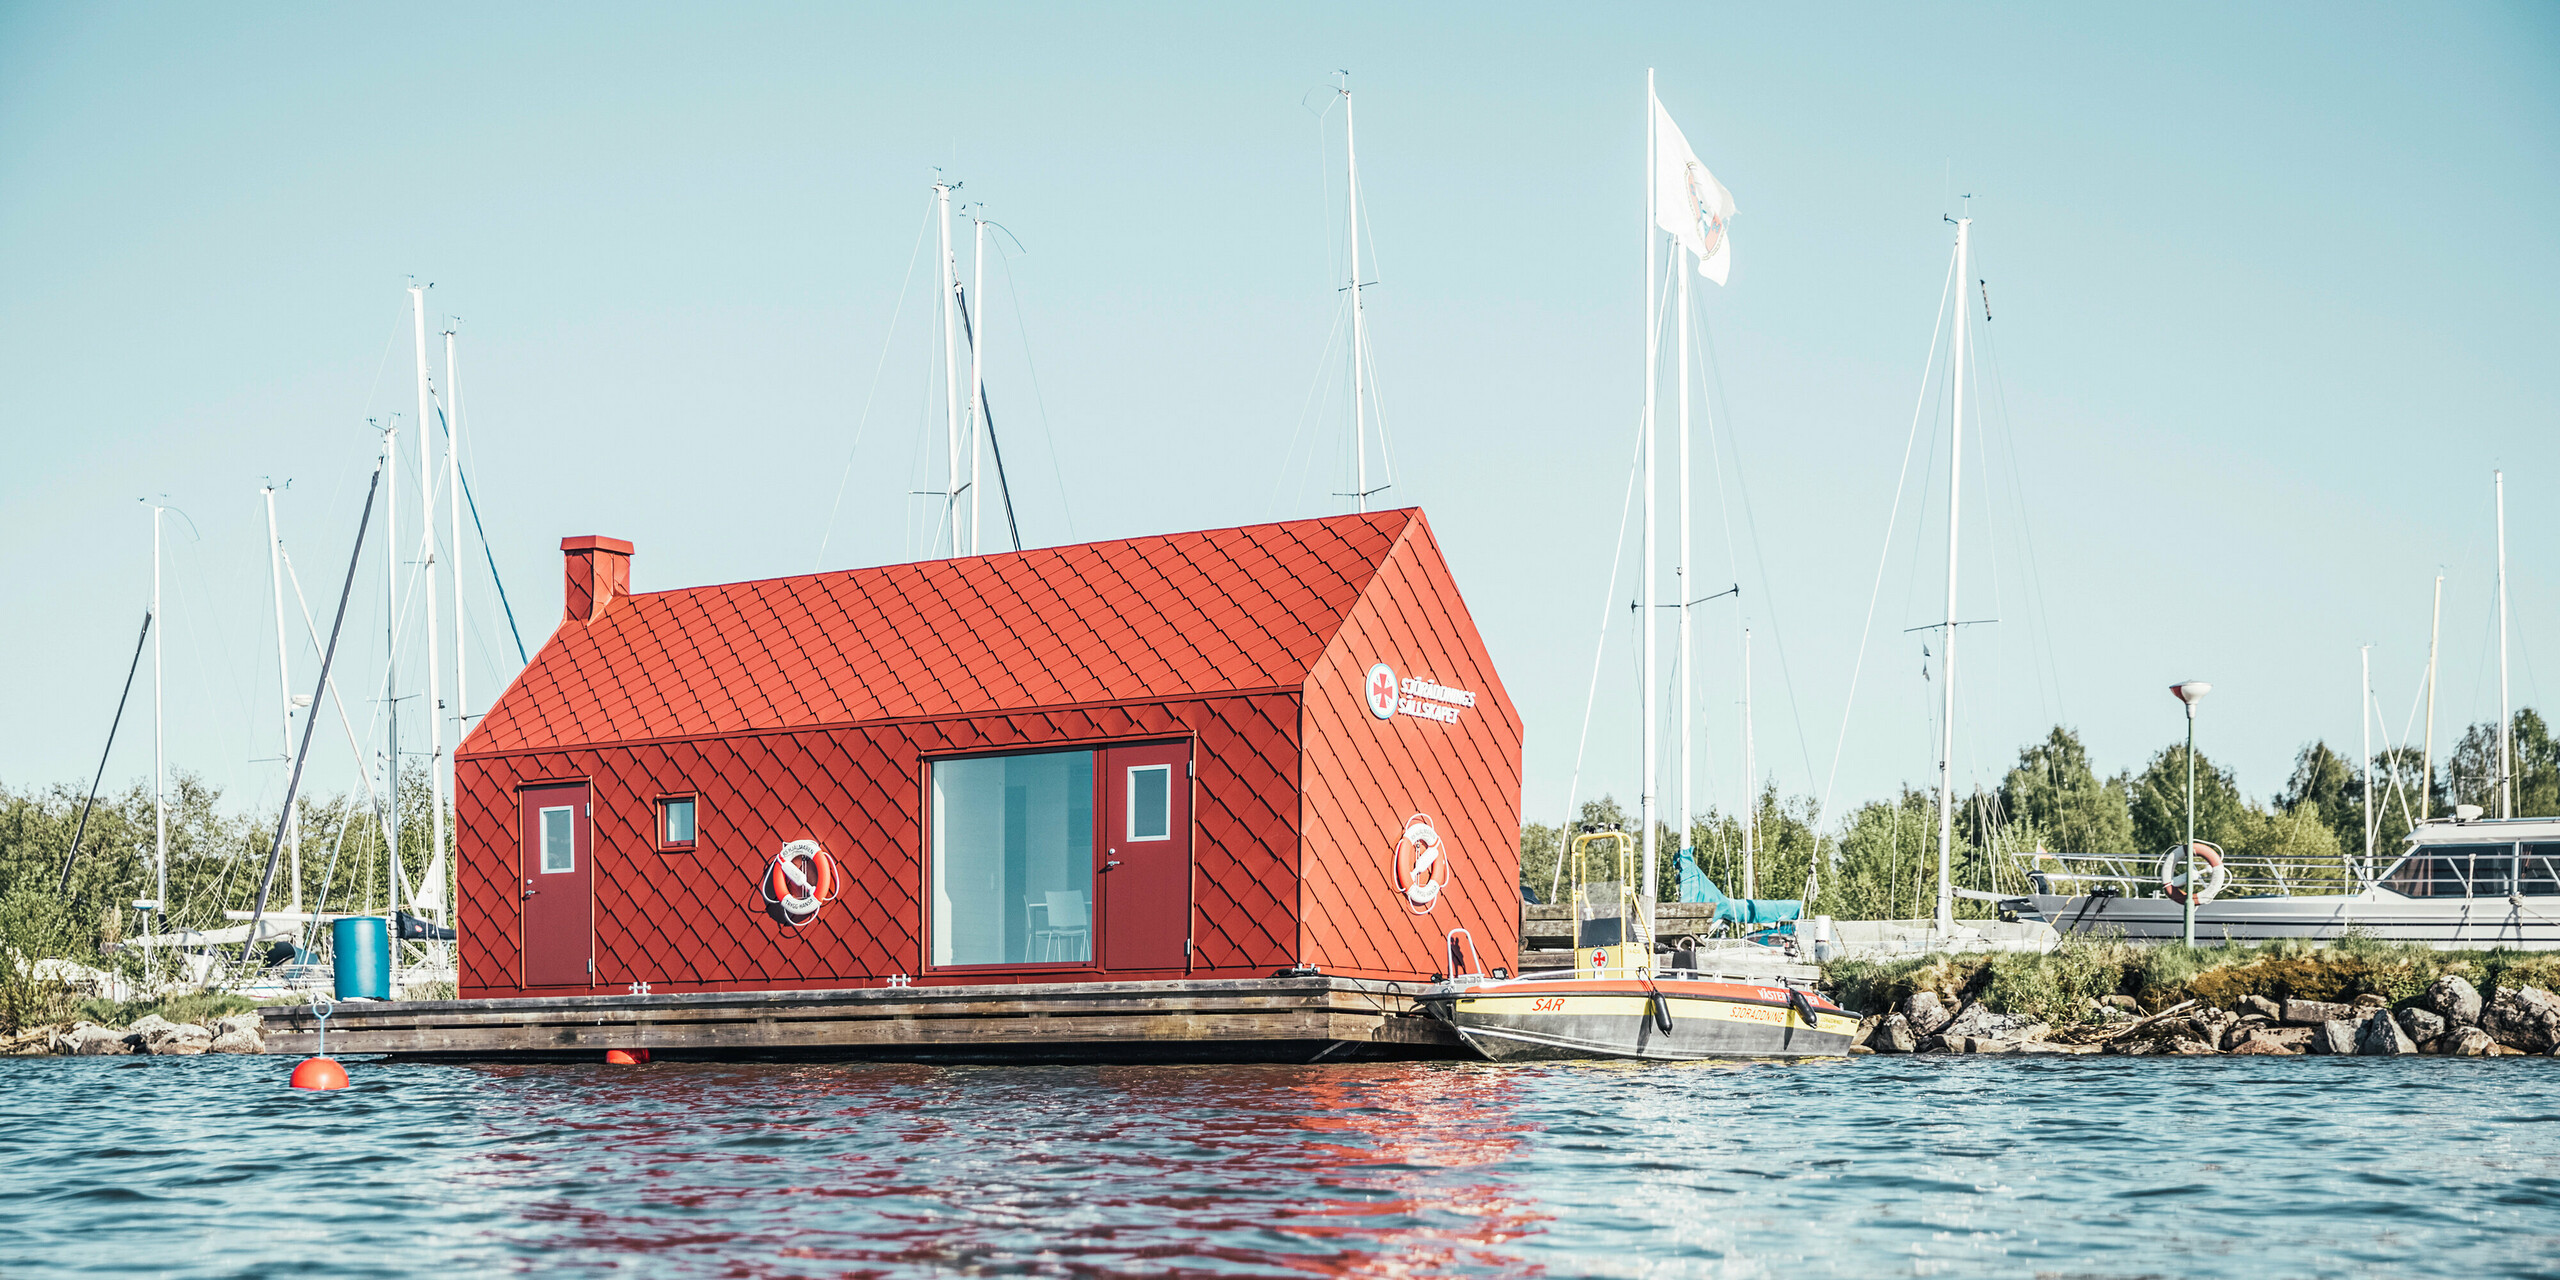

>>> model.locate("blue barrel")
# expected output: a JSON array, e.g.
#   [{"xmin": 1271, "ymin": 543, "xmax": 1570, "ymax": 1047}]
[{"xmin": 332, "ymin": 916, "xmax": 392, "ymax": 1000}]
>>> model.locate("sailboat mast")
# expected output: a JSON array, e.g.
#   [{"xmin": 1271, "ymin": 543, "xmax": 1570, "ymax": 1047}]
[
  {"xmin": 1743, "ymin": 627, "xmax": 1756, "ymax": 899},
  {"xmin": 968, "ymin": 213, "xmax": 988, "ymax": 556},
  {"xmin": 383, "ymin": 415, "xmax": 401, "ymax": 926},
  {"xmin": 1345, "ymin": 78, "xmax": 1369, "ymax": 514},
  {"xmin": 447, "ymin": 328, "xmax": 466, "ymax": 730},
  {"xmin": 936, "ymin": 183, "xmax": 962, "ymax": 557},
  {"xmin": 2362, "ymin": 644, "xmax": 2375, "ymax": 879},
  {"xmin": 1639, "ymin": 70, "xmax": 1659, "ymax": 950},
  {"xmin": 2496, "ymin": 469, "xmax": 2512, "ymax": 819},
  {"xmin": 149, "ymin": 503, "xmax": 167, "ymax": 921},
  {"xmin": 2423, "ymin": 572, "xmax": 2442, "ymax": 820},
  {"xmin": 1933, "ymin": 216, "xmax": 1970, "ymax": 932},
  {"xmin": 265, "ymin": 485, "xmax": 300, "ymax": 914},
  {"xmin": 1676, "ymin": 233, "xmax": 1693, "ymax": 902},
  {"xmin": 412, "ymin": 285, "xmax": 447, "ymax": 929}
]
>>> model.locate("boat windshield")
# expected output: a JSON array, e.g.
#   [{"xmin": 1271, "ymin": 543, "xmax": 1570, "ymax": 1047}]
[
  {"xmin": 1576, "ymin": 880, "xmax": 1626, "ymax": 948},
  {"xmin": 2380, "ymin": 843, "xmax": 2560, "ymax": 898}
]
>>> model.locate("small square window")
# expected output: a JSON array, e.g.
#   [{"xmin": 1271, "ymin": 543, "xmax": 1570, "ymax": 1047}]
[
  {"xmin": 539, "ymin": 806, "xmax": 575, "ymax": 873},
  {"xmin": 658, "ymin": 796, "xmax": 697, "ymax": 850}
]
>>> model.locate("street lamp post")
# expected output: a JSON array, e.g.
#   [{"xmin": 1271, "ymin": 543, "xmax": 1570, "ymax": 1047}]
[{"xmin": 2170, "ymin": 681, "xmax": 2212, "ymax": 948}]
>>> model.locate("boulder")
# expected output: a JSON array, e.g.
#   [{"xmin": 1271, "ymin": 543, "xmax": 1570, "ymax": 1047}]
[
  {"xmin": 1873, "ymin": 1013, "xmax": 1917, "ymax": 1054},
  {"xmin": 1942, "ymin": 1003, "xmax": 2046, "ymax": 1043},
  {"xmin": 206, "ymin": 1028, "xmax": 263, "ymax": 1055},
  {"xmin": 2228, "ymin": 1032, "xmax": 2300, "ymax": 1055},
  {"xmin": 2397, "ymin": 1007, "xmax": 2448, "ymax": 1044},
  {"xmin": 2108, "ymin": 1036, "xmax": 2166, "ymax": 1056},
  {"xmin": 2100, "ymin": 994, "xmax": 2139, "ymax": 1012},
  {"xmin": 2425, "ymin": 974, "xmax": 2483, "ymax": 1026},
  {"xmin": 126, "ymin": 1013, "xmax": 180, "ymax": 1045},
  {"xmin": 2166, "ymin": 1036, "xmax": 2219, "ymax": 1055},
  {"xmin": 2284, "ymin": 998, "xmax": 2357, "ymax": 1026},
  {"xmin": 2447, "ymin": 1027, "xmax": 2497, "ymax": 1057},
  {"xmin": 2353, "ymin": 993, "xmax": 2389, "ymax": 1010},
  {"xmin": 1916, "ymin": 1034, "xmax": 1952, "ymax": 1054},
  {"xmin": 216, "ymin": 1013, "xmax": 265, "ymax": 1038},
  {"xmin": 2309, "ymin": 1019, "xmax": 2360, "ymax": 1055},
  {"xmin": 2236, "ymin": 994, "xmax": 2282, "ymax": 1020},
  {"xmin": 1902, "ymin": 990, "xmax": 1951, "ymax": 1037},
  {"xmin": 2483, "ymin": 985, "xmax": 2560, "ymax": 1054},
  {"xmin": 2358, "ymin": 1012, "xmax": 2418, "ymax": 1056},
  {"xmin": 1851, "ymin": 1014, "xmax": 1883, "ymax": 1048},
  {"xmin": 65, "ymin": 1024, "xmax": 133, "ymax": 1056},
  {"xmin": 149, "ymin": 1023, "xmax": 213, "ymax": 1056}
]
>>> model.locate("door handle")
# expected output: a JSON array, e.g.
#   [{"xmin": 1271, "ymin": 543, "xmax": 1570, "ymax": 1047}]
[
  {"xmin": 1103, "ymin": 860, "xmax": 1122, "ymax": 871},
  {"xmin": 522, "ymin": 888, "xmax": 538, "ymax": 899}
]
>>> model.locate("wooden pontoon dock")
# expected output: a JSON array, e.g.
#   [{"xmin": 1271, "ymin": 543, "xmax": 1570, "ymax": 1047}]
[{"xmin": 262, "ymin": 975, "xmax": 1463, "ymax": 1064}]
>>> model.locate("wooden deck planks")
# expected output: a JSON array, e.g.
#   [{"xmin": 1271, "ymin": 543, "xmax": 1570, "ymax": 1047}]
[{"xmin": 260, "ymin": 975, "xmax": 1462, "ymax": 1063}]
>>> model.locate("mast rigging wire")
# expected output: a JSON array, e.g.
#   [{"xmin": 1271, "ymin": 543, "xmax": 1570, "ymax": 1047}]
[
  {"xmin": 818, "ymin": 190, "xmax": 935, "ymax": 571},
  {"xmin": 954, "ymin": 286, "xmax": 1022, "ymax": 551},
  {"xmin": 239, "ymin": 462, "xmax": 382, "ymax": 975},
  {"xmin": 1814, "ymin": 244, "xmax": 1960, "ymax": 845},
  {"xmin": 56, "ymin": 612, "xmax": 153, "ymax": 894},
  {"xmin": 1550, "ymin": 418, "xmax": 1647, "ymax": 904}
]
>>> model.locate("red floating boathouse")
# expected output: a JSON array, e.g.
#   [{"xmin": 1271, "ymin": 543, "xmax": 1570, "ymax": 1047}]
[{"xmin": 453, "ymin": 509, "xmax": 1521, "ymax": 999}]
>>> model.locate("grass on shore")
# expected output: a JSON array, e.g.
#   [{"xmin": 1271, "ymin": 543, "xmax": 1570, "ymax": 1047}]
[{"xmin": 1825, "ymin": 931, "xmax": 2560, "ymax": 1026}]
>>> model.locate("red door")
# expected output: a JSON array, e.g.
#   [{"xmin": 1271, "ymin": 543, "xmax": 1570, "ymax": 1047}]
[
  {"xmin": 519, "ymin": 784, "xmax": 593, "ymax": 987},
  {"xmin": 1100, "ymin": 742, "xmax": 1191, "ymax": 971}
]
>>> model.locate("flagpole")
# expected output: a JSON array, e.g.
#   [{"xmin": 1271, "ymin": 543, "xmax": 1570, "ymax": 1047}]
[
  {"xmin": 1676, "ymin": 234, "xmax": 1693, "ymax": 913},
  {"xmin": 1639, "ymin": 69, "xmax": 1659, "ymax": 962},
  {"xmin": 1345, "ymin": 76, "xmax": 1369, "ymax": 515},
  {"xmin": 1933, "ymin": 215, "xmax": 1969, "ymax": 934}
]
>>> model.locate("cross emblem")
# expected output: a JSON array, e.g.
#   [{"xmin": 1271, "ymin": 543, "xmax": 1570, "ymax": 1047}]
[
  {"xmin": 886, "ymin": 973, "xmax": 913, "ymax": 988},
  {"xmin": 628, "ymin": 981, "xmax": 652, "ymax": 995},
  {"xmin": 1370, "ymin": 669, "xmax": 1395, "ymax": 707}
]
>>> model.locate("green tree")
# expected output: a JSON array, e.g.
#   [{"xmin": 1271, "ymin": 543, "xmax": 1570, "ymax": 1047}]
[
  {"xmin": 2279, "ymin": 741, "xmax": 2361, "ymax": 852},
  {"xmin": 1998, "ymin": 726, "xmax": 2135, "ymax": 855},
  {"xmin": 1823, "ymin": 786, "xmax": 1938, "ymax": 920},
  {"xmin": 2447, "ymin": 709, "xmax": 2559, "ymax": 817},
  {"xmin": 2128, "ymin": 742, "xmax": 2250, "ymax": 857}
]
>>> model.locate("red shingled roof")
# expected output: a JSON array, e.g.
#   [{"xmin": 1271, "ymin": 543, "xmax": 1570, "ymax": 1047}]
[{"xmin": 464, "ymin": 509, "xmax": 1420, "ymax": 755}]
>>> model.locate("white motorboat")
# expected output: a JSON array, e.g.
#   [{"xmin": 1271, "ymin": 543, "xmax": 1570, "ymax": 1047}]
[{"xmin": 2021, "ymin": 814, "xmax": 2560, "ymax": 949}]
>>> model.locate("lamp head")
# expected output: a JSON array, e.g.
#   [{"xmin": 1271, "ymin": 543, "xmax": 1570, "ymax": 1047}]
[{"xmin": 2170, "ymin": 680, "xmax": 2212, "ymax": 707}]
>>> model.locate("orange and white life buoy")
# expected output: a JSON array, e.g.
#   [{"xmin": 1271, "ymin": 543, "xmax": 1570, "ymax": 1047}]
[
  {"xmin": 762, "ymin": 839, "xmax": 841, "ymax": 926},
  {"xmin": 2159, "ymin": 840, "xmax": 2228, "ymax": 905},
  {"xmin": 1393, "ymin": 813, "xmax": 1449, "ymax": 914}
]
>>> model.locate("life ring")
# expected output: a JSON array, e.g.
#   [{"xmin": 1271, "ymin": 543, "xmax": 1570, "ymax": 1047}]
[
  {"xmin": 761, "ymin": 839, "xmax": 841, "ymax": 926},
  {"xmin": 1392, "ymin": 813, "xmax": 1449, "ymax": 914},
  {"xmin": 2158, "ymin": 840, "xmax": 2228, "ymax": 905}
]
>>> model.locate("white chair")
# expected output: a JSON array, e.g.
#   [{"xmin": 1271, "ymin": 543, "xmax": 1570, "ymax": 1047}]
[{"xmin": 1030, "ymin": 889, "xmax": 1089, "ymax": 962}]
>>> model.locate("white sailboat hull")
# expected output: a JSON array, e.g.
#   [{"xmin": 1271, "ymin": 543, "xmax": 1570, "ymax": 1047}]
[{"xmin": 2025, "ymin": 889, "xmax": 2560, "ymax": 950}]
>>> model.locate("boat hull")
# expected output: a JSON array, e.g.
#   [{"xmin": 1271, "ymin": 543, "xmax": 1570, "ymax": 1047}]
[
  {"xmin": 1423, "ymin": 976, "xmax": 1852, "ymax": 1061},
  {"xmin": 2028, "ymin": 891, "xmax": 2560, "ymax": 949}
]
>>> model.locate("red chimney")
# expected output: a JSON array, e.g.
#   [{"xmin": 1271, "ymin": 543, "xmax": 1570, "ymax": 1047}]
[{"xmin": 561, "ymin": 536, "xmax": 633, "ymax": 624}]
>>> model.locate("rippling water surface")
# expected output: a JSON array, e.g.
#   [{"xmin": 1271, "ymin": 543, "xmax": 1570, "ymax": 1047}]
[{"xmin": 4, "ymin": 1054, "xmax": 2556, "ymax": 1277}]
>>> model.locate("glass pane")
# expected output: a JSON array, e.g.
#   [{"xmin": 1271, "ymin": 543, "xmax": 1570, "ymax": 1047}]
[
  {"xmin": 662, "ymin": 798, "xmax": 696, "ymax": 845},
  {"xmin": 540, "ymin": 807, "xmax": 575, "ymax": 874},
  {"xmin": 1129, "ymin": 765, "xmax": 1170, "ymax": 841},
  {"xmin": 1575, "ymin": 880, "xmax": 1625, "ymax": 948},
  {"xmin": 2523, "ymin": 845, "xmax": 2560, "ymax": 896},
  {"xmin": 932, "ymin": 750, "xmax": 1092, "ymax": 966}
]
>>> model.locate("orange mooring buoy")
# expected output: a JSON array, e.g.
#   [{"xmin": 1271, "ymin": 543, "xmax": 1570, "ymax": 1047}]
[
  {"xmin": 604, "ymin": 1048, "xmax": 650, "ymax": 1065},
  {"xmin": 290, "ymin": 995, "xmax": 349, "ymax": 1090},
  {"xmin": 290, "ymin": 1056, "xmax": 350, "ymax": 1090}
]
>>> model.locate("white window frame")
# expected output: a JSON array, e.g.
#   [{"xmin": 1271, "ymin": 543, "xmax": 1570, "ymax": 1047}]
[
  {"xmin": 539, "ymin": 805, "xmax": 576, "ymax": 874},
  {"xmin": 1125, "ymin": 764, "xmax": 1173, "ymax": 843}
]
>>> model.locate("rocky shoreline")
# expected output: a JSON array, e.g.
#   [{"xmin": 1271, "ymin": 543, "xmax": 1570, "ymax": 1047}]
[
  {"xmin": 5, "ymin": 1013, "xmax": 267, "ymax": 1057},
  {"xmin": 1849, "ymin": 975, "xmax": 2560, "ymax": 1059}
]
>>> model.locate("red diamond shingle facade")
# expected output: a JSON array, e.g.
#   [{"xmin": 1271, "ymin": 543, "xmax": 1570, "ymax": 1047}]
[{"xmin": 455, "ymin": 508, "xmax": 1522, "ymax": 996}]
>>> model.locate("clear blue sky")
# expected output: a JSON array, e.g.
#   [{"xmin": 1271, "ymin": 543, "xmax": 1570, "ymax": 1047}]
[{"xmin": 3, "ymin": 3, "xmax": 2554, "ymax": 837}]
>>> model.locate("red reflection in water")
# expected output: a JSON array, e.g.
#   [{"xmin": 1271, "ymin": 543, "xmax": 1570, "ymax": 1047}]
[{"xmin": 448, "ymin": 1061, "xmax": 1553, "ymax": 1276}]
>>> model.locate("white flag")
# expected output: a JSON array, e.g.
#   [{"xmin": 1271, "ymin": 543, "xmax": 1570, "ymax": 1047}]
[{"xmin": 1652, "ymin": 96, "xmax": 1736, "ymax": 284}]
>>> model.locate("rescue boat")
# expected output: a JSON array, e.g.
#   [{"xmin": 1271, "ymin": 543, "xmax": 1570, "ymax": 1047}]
[{"xmin": 1422, "ymin": 832, "xmax": 1852, "ymax": 1061}]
